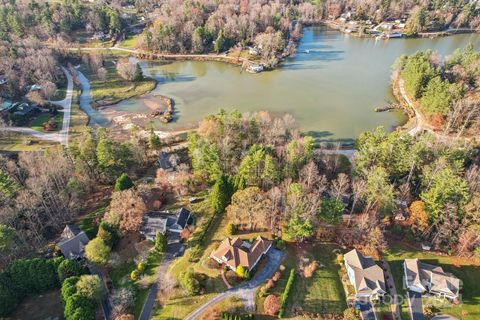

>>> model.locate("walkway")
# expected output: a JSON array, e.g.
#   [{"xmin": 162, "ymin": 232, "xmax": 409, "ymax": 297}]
[
  {"xmin": 4, "ymin": 66, "xmax": 74, "ymax": 146},
  {"xmin": 184, "ymin": 248, "xmax": 284, "ymax": 320}
]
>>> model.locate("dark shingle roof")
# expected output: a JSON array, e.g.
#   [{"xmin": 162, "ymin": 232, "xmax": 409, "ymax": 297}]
[{"xmin": 176, "ymin": 208, "xmax": 191, "ymax": 229}]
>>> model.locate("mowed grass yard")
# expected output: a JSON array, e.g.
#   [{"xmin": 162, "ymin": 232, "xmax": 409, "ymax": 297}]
[
  {"xmin": 384, "ymin": 242, "xmax": 480, "ymax": 320},
  {"xmin": 257, "ymin": 243, "xmax": 346, "ymax": 318},
  {"xmin": 28, "ymin": 112, "xmax": 63, "ymax": 132}
]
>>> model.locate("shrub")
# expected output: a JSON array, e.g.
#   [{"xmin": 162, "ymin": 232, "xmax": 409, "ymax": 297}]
[
  {"xmin": 226, "ymin": 223, "xmax": 237, "ymax": 235},
  {"xmin": 0, "ymin": 273, "xmax": 19, "ymax": 316},
  {"xmin": 272, "ymin": 271, "xmax": 281, "ymax": 282},
  {"xmin": 137, "ymin": 262, "xmax": 146, "ymax": 273},
  {"xmin": 61, "ymin": 276, "xmax": 80, "ymax": 302},
  {"xmin": 264, "ymin": 294, "xmax": 281, "ymax": 316},
  {"xmin": 85, "ymin": 237, "xmax": 111, "ymax": 265},
  {"xmin": 97, "ymin": 222, "xmax": 119, "ymax": 247},
  {"xmin": 130, "ymin": 270, "xmax": 139, "ymax": 282},
  {"xmin": 58, "ymin": 259, "xmax": 88, "ymax": 282},
  {"xmin": 303, "ymin": 261, "xmax": 318, "ymax": 278},
  {"xmin": 235, "ymin": 265, "xmax": 247, "ymax": 278},
  {"xmin": 278, "ymin": 269, "xmax": 295, "ymax": 318},
  {"xmin": 179, "ymin": 269, "xmax": 201, "ymax": 295},
  {"xmin": 155, "ymin": 232, "xmax": 168, "ymax": 253},
  {"xmin": 64, "ymin": 293, "xmax": 96, "ymax": 320},
  {"xmin": 114, "ymin": 173, "xmax": 134, "ymax": 192},
  {"xmin": 76, "ymin": 275, "xmax": 104, "ymax": 301}
]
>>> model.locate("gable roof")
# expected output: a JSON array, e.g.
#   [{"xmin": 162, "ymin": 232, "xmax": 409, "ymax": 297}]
[
  {"xmin": 405, "ymin": 259, "xmax": 460, "ymax": 296},
  {"xmin": 57, "ymin": 225, "xmax": 89, "ymax": 258},
  {"xmin": 157, "ymin": 151, "xmax": 173, "ymax": 170},
  {"xmin": 211, "ymin": 236, "xmax": 272, "ymax": 271},
  {"xmin": 176, "ymin": 208, "xmax": 190, "ymax": 229},
  {"xmin": 344, "ymin": 249, "xmax": 386, "ymax": 295},
  {"xmin": 140, "ymin": 211, "xmax": 169, "ymax": 238}
]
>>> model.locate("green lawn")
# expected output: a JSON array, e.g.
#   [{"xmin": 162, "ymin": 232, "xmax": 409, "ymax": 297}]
[
  {"xmin": 118, "ymin": 35, "xmax": 138, "ymax": 49},
  {"xmin": 80, "ymin": 61, "xmax": 156, "ymax": 107},
  {"xmin": 28, "ymin": 112, "xmax": 63, "ymax": 132},
  {"xmin": 269, "ymin": 244, "xmax": 346, "ymax": 317},
  {"xmin": 384, "ymin": 243, "xmax": 480, "ymax": 320}
]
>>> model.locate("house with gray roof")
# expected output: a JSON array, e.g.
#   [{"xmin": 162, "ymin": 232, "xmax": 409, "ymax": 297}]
[
  {"xmin": 140, "ymin": 208, "xmax": 192, "ymax": 241},
  {"xmin": 57, "ymin": 225, "xmax": 90, "ymax": 260},
  {"xmin": 344, "ymin": 249, "xmax": 386, "ymax": 300},
  {"xmin": 404, "ymin": 259, "xmax": 460, "ymax": 300}
]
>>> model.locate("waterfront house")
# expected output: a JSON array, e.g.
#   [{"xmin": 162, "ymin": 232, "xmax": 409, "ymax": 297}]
[
  {"xmin": 57, "ymin": 225, "xmax": 90, "ymax": 260},
  {"xmin": 140, "ymin": 207, "xmax": 192, "ymax": 240},
  {"xmin": 404, "ymin": 259, "xmax": 460, "ymax": 300},
  {"xmin": 210, "ymin": 236, "xmax": 272, "ymax": 272},
  {"xmin": 344, "ymin": 249, "xmax": 386, "ymax": 300}
]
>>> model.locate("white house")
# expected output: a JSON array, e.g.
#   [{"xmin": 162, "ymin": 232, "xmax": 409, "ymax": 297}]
[
  {"xmin": 344, "ymin": 249, "xmax": 386, "ymax": 300},
  {"xmin": 404, "ymin": 259, "xmax": 460, "ymax": 300}
]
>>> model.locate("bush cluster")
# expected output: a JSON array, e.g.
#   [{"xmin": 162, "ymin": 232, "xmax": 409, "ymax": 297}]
[{"xmin": 0, "ymin": 257, "xmax": 87, "ymax": 317}]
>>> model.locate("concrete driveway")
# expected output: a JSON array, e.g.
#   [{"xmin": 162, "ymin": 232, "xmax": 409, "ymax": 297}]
[
  {"xmin": 407, "ymin": 291, "xmax": 426, "ymax": 320},
  {"xmin": 356, "ymin": 299, "xmax": 376, "ymax": 320},
  {"xmin": 184, "ymin": 248, "xmax": 284, "ymax": 320}
]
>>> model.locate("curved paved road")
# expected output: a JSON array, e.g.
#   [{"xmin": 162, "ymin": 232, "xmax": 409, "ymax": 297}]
[
  {"xmin": 184, "ymin": 248, "xmax": 284, "ymax": 320},
  {"xmin": 4, "ymin": 66, "xmax": 74, "ymax": 146}
]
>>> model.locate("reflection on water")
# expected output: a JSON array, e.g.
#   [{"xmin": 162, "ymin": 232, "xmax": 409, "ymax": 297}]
[{"xmin": 109, "ymin": 26, "xmax": 479, "ymax": 141}]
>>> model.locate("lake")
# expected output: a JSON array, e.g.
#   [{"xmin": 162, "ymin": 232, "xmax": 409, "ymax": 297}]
[{"xmin": 110, "ymin": 26, "xmax": 479, "ymax": 142}]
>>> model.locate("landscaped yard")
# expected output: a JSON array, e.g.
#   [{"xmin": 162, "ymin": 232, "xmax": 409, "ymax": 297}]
[
  {"xmin": 384, "ymin": 242, "xmax": 480, "ymax": 320},
  {"xmin": 256, "ymin": 243, "xmax": 346, "ymax": 318}
]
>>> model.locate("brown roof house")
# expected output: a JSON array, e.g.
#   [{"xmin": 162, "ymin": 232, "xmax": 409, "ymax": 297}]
[
  {"xmin": 344, "ymin": 249, "xmax": 386, "ymax": 300},
  {"xmin": 404, "ymin": 259, "xmax": 461, "ymax": 300},
  {"xmin": 57, "ymin": 225, "xmax": 90, "ymax": 260},
  {"xmin": 210, "ymin": 236, "xmax": 272, "ymax": 272}
]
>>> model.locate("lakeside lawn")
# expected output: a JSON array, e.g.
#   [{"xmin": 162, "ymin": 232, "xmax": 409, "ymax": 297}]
[
  {"xmin": 80, "ymin": 61, "xmax": 156, "ymax": 107},
  {"xmin": 384, "ymin": 243, "xmax": 480, "ymax": 320}
]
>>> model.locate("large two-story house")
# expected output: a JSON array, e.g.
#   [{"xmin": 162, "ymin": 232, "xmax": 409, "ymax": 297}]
[
  {"xmin": 404, "ymin": 259, "xmax": 460, "ymax": 300},
  {"xmin": 210, "ymin": 236, "xmax": 272, "ymax": 272},
  {"xmin": 344, "ymin": 249, "xmax": 386, "ymax": 300}
]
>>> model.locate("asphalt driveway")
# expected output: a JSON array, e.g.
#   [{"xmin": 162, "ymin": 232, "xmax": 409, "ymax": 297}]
[
  {"xmin": 184, "ymin": 248, "xmax": 285, "ymax": 320},
  {"xmin": 407, "ymin": 290, "xmax": 426, "ymax": 320},
  {"xmin": 356, "ymin": 298, "xmax": 376, "ymax": 320}
]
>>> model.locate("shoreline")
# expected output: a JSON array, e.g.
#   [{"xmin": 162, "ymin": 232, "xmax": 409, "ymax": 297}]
[{"xmin": 62, "ymin": 25, "xmax": 478, "ymax": 72}]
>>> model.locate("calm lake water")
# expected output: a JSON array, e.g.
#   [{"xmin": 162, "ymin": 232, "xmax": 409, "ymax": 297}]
[{"xmin": 111, "ymin": 26, "xmax": 479, "ymax": 142}]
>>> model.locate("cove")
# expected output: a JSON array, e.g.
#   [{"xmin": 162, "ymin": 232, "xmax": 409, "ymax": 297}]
[{"xmin": 109, "ymin": 26, "xmax": 479, "ymax": 142}]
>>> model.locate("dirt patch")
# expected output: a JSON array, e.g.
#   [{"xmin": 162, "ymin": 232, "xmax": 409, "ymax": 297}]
[{"xmin": 10, "ymin": 290, "xmax": 64, "ymax": 320}]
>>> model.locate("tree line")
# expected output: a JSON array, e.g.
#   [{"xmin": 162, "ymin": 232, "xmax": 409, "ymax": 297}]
[
  {"xmin": 0, "ymin": 127, "xmax": 153, "ymax": 270},
  {"xmin": 395, "ymin": 43, "xmax": 480, "ymax": 135},
  {"xmin": 188, "ymin": 111, "xmax": 480, "ymax": 258}
]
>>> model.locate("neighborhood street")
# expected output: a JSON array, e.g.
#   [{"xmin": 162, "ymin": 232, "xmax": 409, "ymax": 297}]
[
  {"xmin": 3, "ymin": 66, "xmax": 74, "ymax": 146},
  {"xmin": 184, "ymin": 248, "xmax": 284, "ymax": 320}
]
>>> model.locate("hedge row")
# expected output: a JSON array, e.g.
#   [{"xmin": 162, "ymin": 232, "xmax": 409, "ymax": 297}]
[
  {"xmin": 278, "ymin": 268, "xmax": 295, "ymax": 318},
  {"xmin": 0, "ymin": 257, "xmax": 87, "ymax": 317},
  {"xmin": 221, "ymin": 312, "xmax": 254, "ymax": 320}
]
